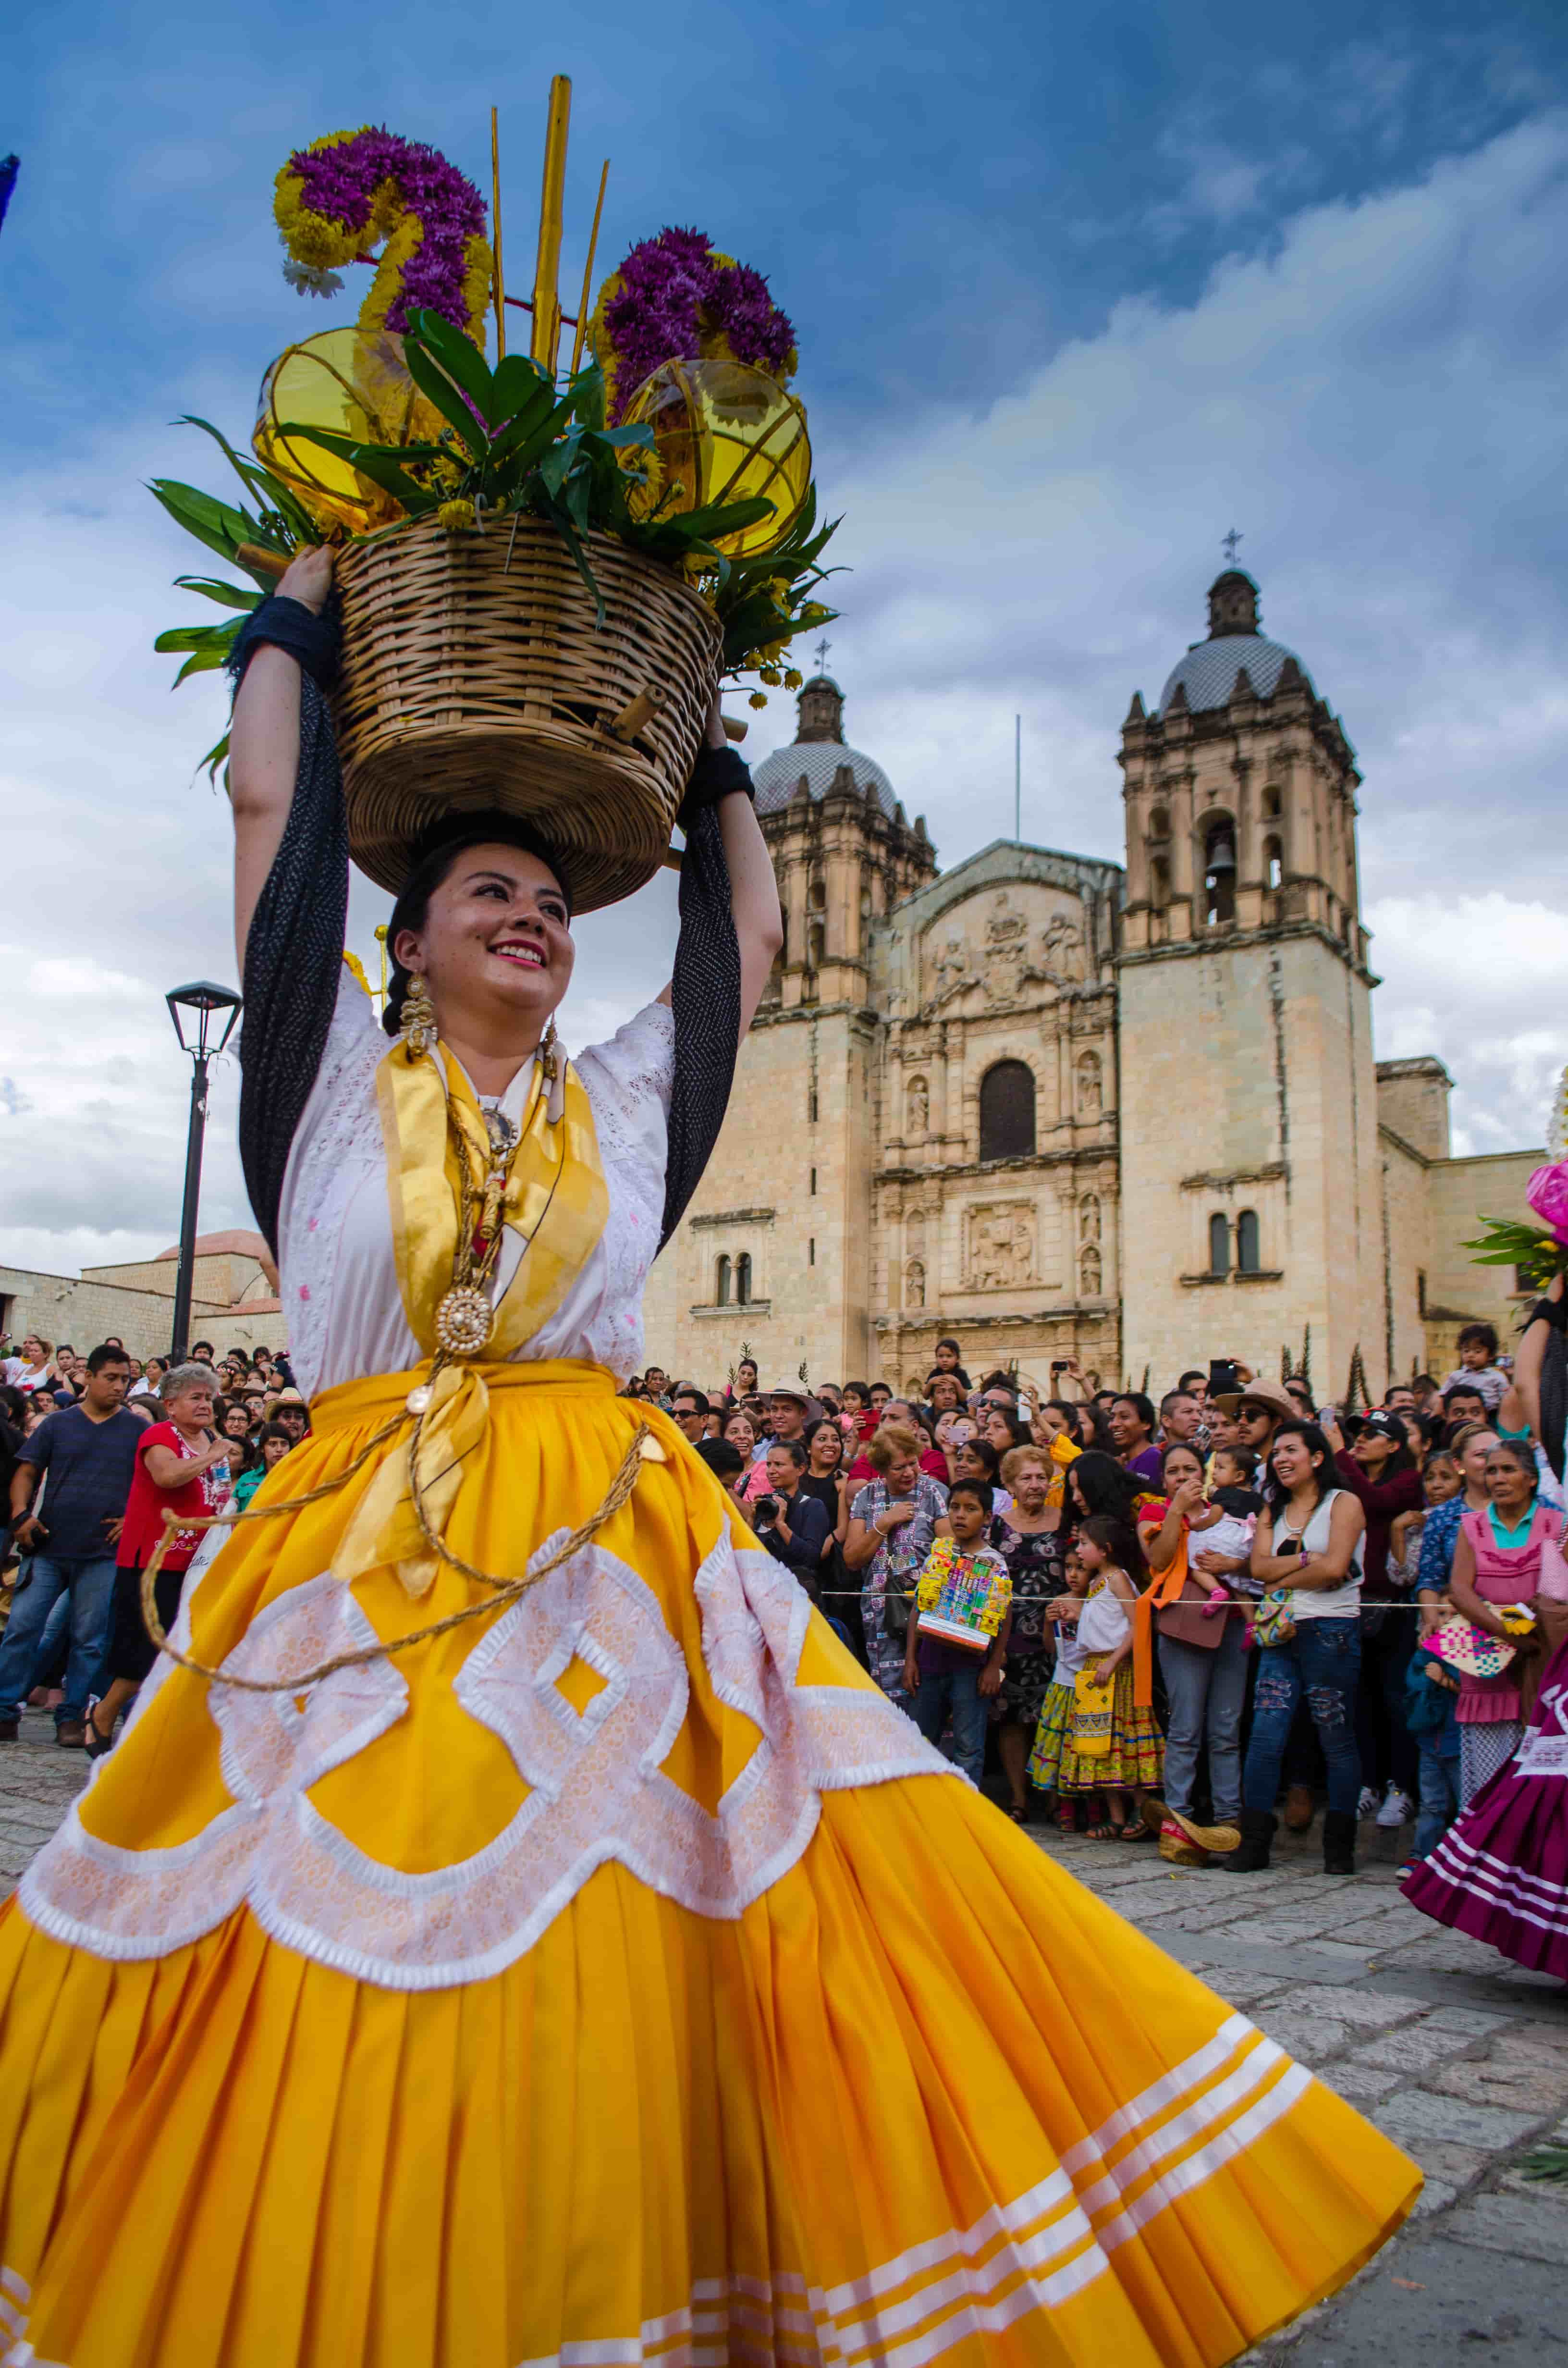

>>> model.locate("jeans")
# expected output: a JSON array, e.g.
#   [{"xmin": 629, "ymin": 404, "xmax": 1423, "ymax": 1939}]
[
  {"xmin": 912, "ymin": 1665, "xmax": 988, "ymax": 1784},
  {"xmin": 0, "ymin": 1555, "xmax": 117, "ymax": 1724},
  {"xmin": 1242, "ymin": 1618, "xmax": 1362, "ymax": 1817},
  {"xmin": 1413, "ymin": 1739, "xmax": 1459, "ymax": 1859},
  {"xmin": 1159, "ymin": 1621, "xmax": 1249, "ymax": 1820}
]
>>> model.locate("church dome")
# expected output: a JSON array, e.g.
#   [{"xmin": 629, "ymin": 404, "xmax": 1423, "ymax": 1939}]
[
  {"xmin": 753, "ymin": 675, "xmax": 900, "ymax": 817},
  {"xmin": 1154, "ymin": 569, "xmax": 1313, "ymax": 716}
]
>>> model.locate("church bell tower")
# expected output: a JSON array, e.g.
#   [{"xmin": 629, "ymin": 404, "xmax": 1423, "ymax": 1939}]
[{"xmin": 1115, "ymin": 567, "xmax": 1384, "ymax": 1394}]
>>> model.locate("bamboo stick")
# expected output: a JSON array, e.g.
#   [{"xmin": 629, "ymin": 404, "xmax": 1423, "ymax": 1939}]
[
  {"xmin": 491, "ymin": 106, "xmax": 506, "ymax": 361},
  {"xmin": 530, "ymin": 76, "xmax": 572, "ymax": 373},
  {"xmin": 570, "ymin": 160, "xmax": 610, "ymax": 377}
]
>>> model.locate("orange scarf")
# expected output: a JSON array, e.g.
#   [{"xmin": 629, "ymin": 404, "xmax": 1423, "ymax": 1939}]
[{"xmin": 1132, "ymin": 1525, "xmax": 1191, "ymax": 1708}]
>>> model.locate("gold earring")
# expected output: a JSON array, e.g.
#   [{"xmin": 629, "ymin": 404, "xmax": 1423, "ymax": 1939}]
[
  {"xmin": 399, "ymin": 972, "xmax": 438, "ymax": 1060},
  {"xmin": 542, "ymin": 1015, "xmax": 565, "ymax": 1126}
]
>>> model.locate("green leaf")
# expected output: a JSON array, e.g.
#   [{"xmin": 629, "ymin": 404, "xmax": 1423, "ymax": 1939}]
[
  {"xmin": 491, "ymin": 388, "xmax": 576, "ymax": 470},
  {"xmin": 173, "ymin": 417, "xmax": 308, "ymax": 544},
  {"xmin": 490, "ymin": 352, "xmax": 554, "ymax": 423},
  {"xmin": 539, "ymin": 501, "xmax": 606, "ymax": 626},
  {"xmin": 173, "ymin": 576, "xmax": 263, "ymax": 611},
  {"xmin": 274, "ymin": 427, "xmax": 441, "ymax": 515},
  {"xmin": 148, "ymin": 479, "xmax": 250, "ymax": 563},
  {"xmin": 536, "ymin": 433, "xmax": 579, "ymax": 500},
  {"xmin": 197, "ymin": 731, "xmax": 232, "ymax": 784},
  {"xmin": 677, "ymin": 496, "xmax": 776, "ymax": 540},
  {"xmin": 406, "ymin": 308, "xmax": 497, "ymax": 421},
  {"xmin": 172, "ymin": 646, "xmax": 233, "ymax": 685},
  {"xmin": 154, "ymin": 622, "xmax": 241, "ymax": 653},
  {"xmin": 567, "ymin": 359, "xmax": 607, "ymax": 433},
  {"xmin": 400, "ymin": 332, "xmax": 490, "ymax": 458}
]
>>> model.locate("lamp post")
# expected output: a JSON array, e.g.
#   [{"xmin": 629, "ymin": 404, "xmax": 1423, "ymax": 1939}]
[{"xmin": 166, "ymin": 982, "xmax": 243, "ymax": 1361}]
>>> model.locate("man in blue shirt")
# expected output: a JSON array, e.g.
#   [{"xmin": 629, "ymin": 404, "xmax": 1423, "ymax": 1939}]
[{"xmin": 6, "ymin": 1344, "xmax": 140, "ymax": 1747}]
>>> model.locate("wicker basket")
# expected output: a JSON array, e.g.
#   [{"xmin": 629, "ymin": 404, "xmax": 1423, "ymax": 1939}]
[{"xmin": 333, "ymin": 514, "xmax": 722, "ymax": 910}]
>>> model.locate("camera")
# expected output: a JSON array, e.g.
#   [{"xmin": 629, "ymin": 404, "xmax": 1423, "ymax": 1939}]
[{"xmin": 753, "ymin": 1495, "xmax": 780, "ymax": 1523}]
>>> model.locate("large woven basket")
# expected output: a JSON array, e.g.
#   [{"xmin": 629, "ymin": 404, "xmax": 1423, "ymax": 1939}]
[{"xmin": 333, "ymin": 515, "xmax": 722, "ymax": 910}]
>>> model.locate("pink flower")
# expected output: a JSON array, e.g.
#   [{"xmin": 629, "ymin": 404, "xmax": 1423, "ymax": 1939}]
[
  {"xmin": 1526, "ymin": 1162, "xmax": 1568, "ymax": 1243},
  {"xmin": 298, "ymin": 1284, "xmax": 312, "ymax": 1302}
]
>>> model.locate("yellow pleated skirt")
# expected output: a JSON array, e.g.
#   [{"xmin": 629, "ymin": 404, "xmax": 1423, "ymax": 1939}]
[{"xmin": 0, "ymin": 1362, "xmax": 1417, "ymax": 2367}]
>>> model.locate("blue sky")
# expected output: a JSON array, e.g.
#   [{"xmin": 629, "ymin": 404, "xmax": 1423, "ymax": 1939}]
[{"xmin": 4, "ymin": 2, "xmax": 1568, "ymax": 1272}]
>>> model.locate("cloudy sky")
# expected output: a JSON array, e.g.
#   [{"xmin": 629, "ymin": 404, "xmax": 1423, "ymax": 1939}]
[{"xmin": 4, "ymin": 1, "xmax": 1568, "ymax": 1280}]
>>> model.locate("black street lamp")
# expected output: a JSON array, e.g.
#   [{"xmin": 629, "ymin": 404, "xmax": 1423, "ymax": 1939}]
[{"xmin": 166, "ymin": 982, "xmax": 242, "ymax": 1360}]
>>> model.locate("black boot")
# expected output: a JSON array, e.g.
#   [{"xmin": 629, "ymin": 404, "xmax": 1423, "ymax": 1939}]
[
  {"xmin": 1322, "ymin": 1810, "xmax": 1357, "ymax": 1875},
  {"xmin": 1224, "ymin": 1807, "xmax": 1276, "ymax": 1872}
]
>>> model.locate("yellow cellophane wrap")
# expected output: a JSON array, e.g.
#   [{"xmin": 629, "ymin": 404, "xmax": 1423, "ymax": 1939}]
[{"xmin": 0, "ymin": 1368, "xmax": 1418, "ymax": 2368}]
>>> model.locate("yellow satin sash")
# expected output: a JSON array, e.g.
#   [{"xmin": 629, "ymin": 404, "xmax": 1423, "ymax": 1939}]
[
  {"xmin": 352, "ymin": 1036, "xmax": 610, "ymax": 1599},
  {"xmin": 377, "ymin": 1034, "xmax": 609, "ymax": 1362}
]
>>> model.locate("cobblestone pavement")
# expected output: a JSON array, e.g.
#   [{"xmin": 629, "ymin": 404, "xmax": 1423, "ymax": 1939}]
[
  {"xmin": 1, "ymin": 1714, "xmax": 1564, "ymax": 2360},
  {"xmin": 1030, "ymin": 1814, "xmax": 1568, "ymax": 2364}
]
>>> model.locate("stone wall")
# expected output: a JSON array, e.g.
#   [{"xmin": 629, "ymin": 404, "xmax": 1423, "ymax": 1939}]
[
  {"xmin": 1421, "ymin": 1147, "xmax": 1544, "ymax": 1375},
  {"xmin": 0, "ymin": 1265, "xmax": 290, "ymax": 1363}
]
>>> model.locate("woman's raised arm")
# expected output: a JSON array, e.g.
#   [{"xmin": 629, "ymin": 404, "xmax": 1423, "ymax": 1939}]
[
  {"xmin": 656, "ymin": 690, "xmax": 783, "ymax": 1043},
  {"xmin": 229, "ymin": 546, "xmax": 335, "ymax": 971}
]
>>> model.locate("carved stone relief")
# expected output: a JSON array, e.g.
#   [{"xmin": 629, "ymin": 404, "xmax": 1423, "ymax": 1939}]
[{"xmin": 967, "ymin": 1201, "xmax": 1037, "ymax": 1291}]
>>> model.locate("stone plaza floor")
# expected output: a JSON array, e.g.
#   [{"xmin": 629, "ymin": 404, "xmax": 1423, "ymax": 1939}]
[{"xmin": 0, "ymin": 1709, "xmax": 1564, "ymax": 2362}]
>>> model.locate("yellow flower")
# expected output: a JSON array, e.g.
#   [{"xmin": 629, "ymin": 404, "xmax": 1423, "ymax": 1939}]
[
  {"xmin": 784, "ymin": 669, "xmax": 803, "ymax": 690},
  {"xmin": 748, "ymin": 691, "xmax": 768, "ymax": 710},
  {"xmin": 619, "ymin": 443, "xmax": 666, "ymax": 520},
  {"xmin": 437, "ymin": 498, "xmax": 476, "ymax": 530},
  {"xmin": 760, "ymin": 666, "xmax": 782, "ymax": 686}
]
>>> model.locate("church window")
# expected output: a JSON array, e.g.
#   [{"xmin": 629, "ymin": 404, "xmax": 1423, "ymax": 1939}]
[
  {"xmin": 809, "ymin": 1238, "xmax": 815, "ymax": 1267},
  {"xmin": 1418, "ymin": 1270, "xmax": 1427, "ymax": 1318},
  {"xmin": 1150, "ymin": 855, "xmax": 1170, "ymax": 911},
  {"xmin": 979, "ymin": 1060, "xmax": 1036, "ymax": 1161},
  {"xmin": 1237, "ymin": 1209, "xmax": 1261, "ymax": 1273},
  {"xmin": 1262, "ymin": 787, "xmax": 1281, "ymax": 819},
  {"xmin": 1204, "ymin": 819, "xmax": 1237, "ymax": 926},
  {"xmin": 808, "ymin": 923, "xmax": 825, "ymax": 970},
  {"xmin": 1149, "ymin": 804, "xmax": 1169, "ymax": 840},
  {"xmin": 735, "ymin": 1253, "xmax": 753, "ymax": 1305},
  {"xmin": 1074, "ymin": 1050, "xmax": 1103, "ymax": 1121},
  {"xmin": 1079, "ymin": 1245, "xmax": 1102, "ymax": 1296},
  {"xmin": 1208, "ymin": 1214, "xmax": 1230, "ymax": 1277},
  {"xmin": 808, "ymin": 1088, "xmax": 818, "ymax": 1122},
  {"xmin": 1263, "ymin": 836, "xmax": 1283, "ymax": 892},
  {"xmin": 716, "ymin": 1255, "xmax": 732, "ymax": 1306},
  {"xmin": 809, "ymin": 878, "xmax": 826, "ymax": 911},
  {"xmin": 810, "ymin": 1167, "xmax": 817, "ymax": 1195}
]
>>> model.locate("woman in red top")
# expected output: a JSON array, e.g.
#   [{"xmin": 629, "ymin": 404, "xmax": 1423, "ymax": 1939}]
[{"xmin": 87, "ymin": 1363, "xmax": 233, "ymax": 1755}]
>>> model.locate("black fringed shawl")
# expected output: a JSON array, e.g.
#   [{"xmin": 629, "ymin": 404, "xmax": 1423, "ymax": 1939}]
[{"xmin": 234, "ymin": 655, "xmax": 743, "ymax": 1260}]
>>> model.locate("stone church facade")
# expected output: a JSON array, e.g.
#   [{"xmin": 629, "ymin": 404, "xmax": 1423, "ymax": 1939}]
[{"xmin": 642, "ymin": 571, "xmax": 1542, "ymax": 1398}]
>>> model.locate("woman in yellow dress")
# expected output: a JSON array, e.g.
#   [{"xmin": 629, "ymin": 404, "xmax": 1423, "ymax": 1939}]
[{"xmin": 0, "ymin": 548, "xmax": 1417, "ymax": 2367}]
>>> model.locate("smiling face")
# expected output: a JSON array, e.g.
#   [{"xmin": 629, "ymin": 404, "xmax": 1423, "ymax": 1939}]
[
  {"xmin": 1270, "ymin": 1431, "xmax": 1321, "ymax": 1494},
  {"xmin": 723, "ymin": 1411, "xmax": 756, "ymax": 1456},
  {"xmin": 394, "ymin": 845, "xmax": 573, "ymax": 1044}
]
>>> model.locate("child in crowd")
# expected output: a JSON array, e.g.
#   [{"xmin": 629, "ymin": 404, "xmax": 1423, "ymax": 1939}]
[
  {"xmin": 1402, "ymin": 1635, "xmax": 1462, "ymax": 1870},
  {"xmin": 1391, "ymin": 1450, "xmax": 1460, "ymax": 1593},
  {"xmin": 1027, "ymin": 1542, "xmax": 1093, "ymax": 1827},
  {"xmin": 1439, "ymin": 1323, "xmax": 1509, "ymax": 1413},
  {"xmin": 901, "ymin": 1480, "xmax": 1010, "ymax": 1785},
  {"xmin": 1188, "ymin": 1443, "xmax": 1264, "ymax": 1603},
  {"xmin": 1043, "ymin": 1517, "xmax": 1164, "ymax": 1840}
]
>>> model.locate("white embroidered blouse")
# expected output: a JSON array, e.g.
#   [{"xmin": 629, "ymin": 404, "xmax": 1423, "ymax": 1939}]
[{"xmin": 276, "ymin": 968, "xmax": 674, "ymax": 1398}]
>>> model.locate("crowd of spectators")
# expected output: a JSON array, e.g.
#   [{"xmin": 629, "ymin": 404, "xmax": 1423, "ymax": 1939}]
[
  {"xmin": 0, "ymin": 1310, "xmax": 1545, "ymax": 1889},
  {"xmin": 0, "ymin": 1332, "xmax": 306, "ymax": 1751},
  {"xmin": 637, "ymin": 1320, "xmax": 1552, "ymax": 1874}
]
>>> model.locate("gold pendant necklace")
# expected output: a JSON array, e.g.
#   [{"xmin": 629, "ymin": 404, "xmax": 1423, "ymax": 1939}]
[{"xmin": 433, "ymin": 1101, "xmax": 520, "ymax": 1358}]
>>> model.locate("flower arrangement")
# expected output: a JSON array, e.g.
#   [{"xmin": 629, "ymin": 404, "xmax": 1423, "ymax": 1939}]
[
  {"xmin": 151, "ymin": 117, "xmax": 841, "ymax": 768},
  {"xmin": 1466, "ymin": 1063, "xmax": 1568, "ymax": 1289},
  {"xmin": 588, "ymin": 226, "xmax": 798, "ymax": 425},
  {"xmin": 274, "ymin": 127, "xmax": 491, "ymax": 340}
]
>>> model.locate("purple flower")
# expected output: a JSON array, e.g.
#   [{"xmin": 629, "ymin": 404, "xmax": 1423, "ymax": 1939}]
[
  {"xmin": 284, "ymin": 129, "xmax": 486, "ymax": 333},
  {"xmin": 1527, "ymin": 1162, "xmax": 1568, "ymax": 1245},
  {"xmin": 596, "ymin": 227, "xmax": 797, "ymax": 421}
]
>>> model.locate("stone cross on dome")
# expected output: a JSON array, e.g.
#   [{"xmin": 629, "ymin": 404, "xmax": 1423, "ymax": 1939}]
[
  {"xmin": 1221, "ymin": 528, "xmax": 1243, "ymax": 564},
  {"xmin": 813, "ymin": 635, "xmax": 833, "ymax": 673}
]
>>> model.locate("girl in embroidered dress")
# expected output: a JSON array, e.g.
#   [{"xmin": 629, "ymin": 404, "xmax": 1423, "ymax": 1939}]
[
  {"xmin": 0, "ymin": 546, "xmax": 1419, "ymax": 2368},
  {"xmin": 1446, "ymin": 1438, "xmax": 1564, "ymax": 1803}
]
